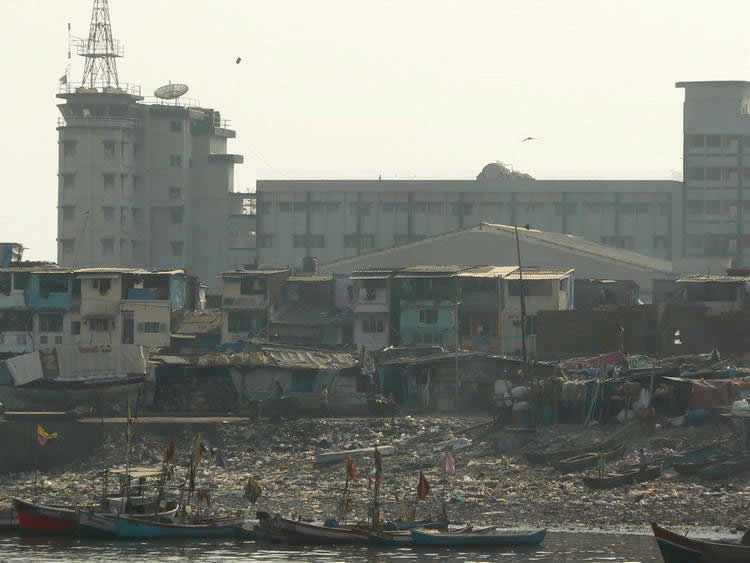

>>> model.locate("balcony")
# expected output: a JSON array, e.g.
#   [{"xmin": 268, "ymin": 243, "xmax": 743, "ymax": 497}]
[{"xmin": 57, "ymin": 116, "xmax": 141, "ymax": 129}]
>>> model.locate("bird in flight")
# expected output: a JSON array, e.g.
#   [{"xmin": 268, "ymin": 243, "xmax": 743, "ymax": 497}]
[
  {"xmin": 520, "ymin": 137, "xmax": 537, "ymax": 143},
  {"xmin": 236, "ymin": 57, "xmax": 242, "ymax": 64}
]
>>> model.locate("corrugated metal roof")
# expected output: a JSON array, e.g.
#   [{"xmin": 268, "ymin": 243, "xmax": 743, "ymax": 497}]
[
  {"xmin": 222, "ymin": 269, "xmax": 290, "ymax": 278},
  {"xmin": 676, "ymin": 275, "xmax": 749, "ymax": 283},
  {"xmin": 196, "ymin": 347, "xmax": 358, "ymax": 370},
  {"xmin": 76, "ymin": 267, "xmax": 185, "ymax": 276},
  {"xmin": 287, "ymin": 274, "xmax": 334, "ymax": 282},
  {"xmin": 395, "ymin": 265, "xmax": 465, "ymax": 277},
  {"xmin": 505, "ymin": 267, "xmax": 574, "ymax": 280},
  {"xmin": 172, "ymin": 309, "xmax": 223, "ymax": 335},
  {"xmin": 458, "ymin": 266, "xmax": 518, "ymax": 278}
]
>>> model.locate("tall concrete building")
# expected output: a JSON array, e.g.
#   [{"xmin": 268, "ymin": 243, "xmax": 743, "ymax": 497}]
[
  {"xmin": 56, "ymin": 1, "xmax": 254, "ymax": 291},
  {"xmin": 256, "ymin": 170, "xmax": 680, "ymax": 269},
  {"xmin": 676, "ymin": 81, "xmax": 750, "ymax": 272}
]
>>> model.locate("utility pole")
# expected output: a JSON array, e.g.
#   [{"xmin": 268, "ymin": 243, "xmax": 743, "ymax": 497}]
[{"xmin": 515, "ymin": 225, "xmax": 528, "ymax": 365}]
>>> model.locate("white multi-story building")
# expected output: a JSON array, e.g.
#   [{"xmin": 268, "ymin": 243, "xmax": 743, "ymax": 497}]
[
  {"xmin": 56, "ymin": 2, "xmax": 254, "ymax": 292},
  {"xmin": 675, "ymin": 81, "xmax": 750, "ymax": 273},
  {"xmin": 256, "ymin": 168, "xmax": 680, "ymax": 269}
]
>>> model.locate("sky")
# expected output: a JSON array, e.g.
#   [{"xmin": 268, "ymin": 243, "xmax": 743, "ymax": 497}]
[{"xmin": 2, "ymin": 1, "xmax": 749, "ymax": 261}]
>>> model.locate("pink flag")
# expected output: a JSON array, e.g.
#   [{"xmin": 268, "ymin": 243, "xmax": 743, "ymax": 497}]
[{"xmin": 442, "ymin": 452, "xmax": 455, "ymax": 474}]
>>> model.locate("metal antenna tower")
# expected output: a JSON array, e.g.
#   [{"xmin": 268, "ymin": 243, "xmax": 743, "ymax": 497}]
[{"xmin": 79, "ymin": 0, "xmax": 123, "ymax": 88}]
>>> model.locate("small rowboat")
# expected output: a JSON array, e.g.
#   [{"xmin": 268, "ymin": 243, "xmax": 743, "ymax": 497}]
[
  {"xmin": 650, "ymin": 522, "xmax": 750, "ymax": 563},
  {"xmin": 410, "ymin": 527, "xmax": 546, "ymax": 547},
  {"xmin": 255, "ymin": 516, "xmax": 370, "ymax": 544},
  {"xmin": 551, "ymin": 442, "xmax": 626, "ymax": 473},
  {"xmin": 368, "ymin": 525, "xmax": 479, "ymax": 546},
  {"xmin": 582, "ymin": 464, "xmax": 661, "ymax": 489}
]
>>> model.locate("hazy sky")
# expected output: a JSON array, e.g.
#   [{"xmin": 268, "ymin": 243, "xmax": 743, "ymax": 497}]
[{"xmin": 2, "ymin": 1, "xmax": 748, "ymax": 260}]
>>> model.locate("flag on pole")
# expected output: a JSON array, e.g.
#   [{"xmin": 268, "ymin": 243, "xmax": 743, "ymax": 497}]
[
  {"xmin": 37, "ymin": 425, "xmax": 59, "ymax": 446},
  {"xmin": 59, "ymin": 73, "xmax": 67, "ymax": 85},
  {"xmin": 244, "ymin": 477, "xmax": 262, "ymax": 504},
  {"xmin": 345, "ymin": 455, "xmax": 357, "ymax": 481},
  {"xmin": 442, "ymin": 452, "xmax": 455, "ymax": 474},
  {"xmin": 417, "ymin": 471, "xmax": 430, "ymax": 499}
]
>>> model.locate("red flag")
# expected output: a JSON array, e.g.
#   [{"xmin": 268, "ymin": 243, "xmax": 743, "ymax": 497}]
[
  {"xmin": 374, "ymin": 447, "xmax": 383, "ymax": 476},
  {"xmin": 443, "ymin": 452, "xmax": 455, "ymax": 474},
  {"xmin": 345, "ymin": 456, "xmax": 357, "ymax": 481},
  {"xmin": 164, "ymin": 441, "xmax": 176, "ymax": 464},
  {"xmin": 417, "ymin": 471, "xmax": 429, "ymax": 499}
]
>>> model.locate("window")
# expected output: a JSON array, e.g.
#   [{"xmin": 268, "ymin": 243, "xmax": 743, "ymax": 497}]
[
  {"xmin": 419, "ymin": 309, "xmax": 438, "ymax": 324},
  {"xmin": 132, "ymin": 208, "xmax": 141, "ymax": 224},
  {"xmin": 169, "ymin": 155, "xmax": 182, "ymax": 167},
  {"xmin": 131, "ymin": 240, "xmax": 142, "ymax": 258},
  {"xmin": 349, "ymin": 203, "xmax": 372, "ymax": 216},
  {"xmin": 60, "ymin": 239, "xmax": 75, "ymax": 254},
  {"xmin": 169, "ymin": 186, "xmax": 182, "ymax": 200},
  {"xmin": 620, "ymin": 203, "xmax": 649, "ymax": 215},
  {"xmin": 61, "ymin": 205, "xmax": 75, "ymax": 221},
  {"xmin": 525, "ymin": 315, "xmax": 537, "ymax": 336},
  {"xmin": 170, "ymin": 207, "xmax": 184, "ymax": 224},
  {"xmin": 170, "ymin": 120, "xmax": 182, "ymax": 132},
  {"xmin": 451, "ymin": 203, "xmax": 473, "ymax": 215},
  {"xmin": 343, "ymin": 234, "xmax": 375, "ymax": 249},
  {"xmin": 102, "ymin": 206, "xmax": 114, "ymax": 221},
  {"xmin": 706, "ymin": 168, "xmax": 721, "ymax": 181},
  {"xmin": 554, "ymin": 202, "xmax": 577, "ymax": 216},
  {"xmin": 258, "ymin": 235, "xmax": 274, "ymax": 248},
  {"xmin": 132, "ymin": 176, "xmax": 140, "ymax": 195},
  {"xmin": 278, "ymin": 202, "xmax": 291, "ymax": 212},
  {"xmin": 62, "ymin": 173, "xmax": 75, "ymax": 190},
  {"xmin": 100, "ymin": 238, "xmax": 114, "ymax": 256},
  {"xmin": 362, "ymin": 317, "xmax": 385, "ymax": 333},
  {"xmin": 228, "ymin": 311, "xmax": 255, "ymax": 332},
  {"xmin": 687, "ymin": 167, "xmax": 705, "ymax": 181},
  {"xmin": 687, "ymin": 135, "xmax": 704, "ymax": 149},
  {"xmin": 103, "ymin": 173, "xmax": 115, "ymax": 189},
  {"xmin": 133, "ymin": 144, "xmax": 140, "ymax": 158},
  {"xmin": 92, "ymin": 278, "xmax": 111, "ymax": 294},
  {"xmin": 141, "ymin": 322, "xmax": 163, "ymax": 333},
  {"xmin": 62, "ymin": 140, "xmax": 77, "ymax": 158},
  {"xmin": 89, "ymin": 318, "xmax": 109, "ymax": 332},
  {"xmin": 293, "ymin": 235, "xmax": 324, "ymax": 248},
  {"xmin": 240, "ymin": 278, "xmax": 267, "ymax": 295},
  {"xmin": 170, "ymin": 241, "xmax": 184, "ymax": 256},
  {"xmin": 653, "ymin": 236, "xmax": 670, "ymax": 250},
  {"xmin": 38, "ymin": 313, "xmax": 63, "ymax": 333},
  {"xmin": 103, "ymin": 140, "xmax": 115, "ymax": 157},
  {"xmin": 120, "ymin": 207, "xmax": 128, "ymax": 225},
  {"xmin": 39, "ymin": 274, "xmax": 68, "ymax": 295},
  {"xmin": 706, "ymin": 135, "xmax": 721, "ymax": 148},
  {"xmin": 71, "ymin": 321, "xmax": 81, "ymax": 335}
]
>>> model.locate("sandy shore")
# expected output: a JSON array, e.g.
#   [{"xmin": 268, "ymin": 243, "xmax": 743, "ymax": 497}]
[{"xmin": 1, "ymin": 415, "xmax": 747, "ymax": 532}]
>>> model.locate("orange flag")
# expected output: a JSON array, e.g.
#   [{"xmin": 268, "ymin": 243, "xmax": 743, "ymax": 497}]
[{"xmin": 417, "ymin": 471, "xmax": 429, "ymax": 499}]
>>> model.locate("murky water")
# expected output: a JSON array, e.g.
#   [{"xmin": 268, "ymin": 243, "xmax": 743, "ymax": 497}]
[{"xmin": 0, "ymin": 531, "xmax": 663, "ymax": 562}]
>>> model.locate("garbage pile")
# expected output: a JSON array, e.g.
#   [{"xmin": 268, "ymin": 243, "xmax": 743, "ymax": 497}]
[{"xmin": 1, "ymin": 415, "xmax": 749, "ymax": 530}]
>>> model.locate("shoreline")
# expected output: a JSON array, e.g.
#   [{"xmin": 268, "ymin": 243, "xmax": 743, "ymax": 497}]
[{"xmin": 1, "ymin": 415, "xmax": 748, "ymax": 534}]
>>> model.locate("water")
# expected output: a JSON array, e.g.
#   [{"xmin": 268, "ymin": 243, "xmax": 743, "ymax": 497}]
[{"xmin": 0, "ymin": 531, "xmax": 663, "ymax": 562}]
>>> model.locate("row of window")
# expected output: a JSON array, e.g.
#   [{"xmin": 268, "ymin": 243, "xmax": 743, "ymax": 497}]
[
  {"xmin": 686, "ymin": 167, "xmax": 750, "ymax": 183},
  {"xmin": 60, "ymin": 174, "xmax": 184, "ymax": 201},
  {"xmin": 686, "ymin": 134, "xmax": 750, "ymax": 151},
  {"xmin": 260, "ymin": 200, "xmax": 667, "ymax": 217},
  {"xmin": 59, "ymin": 238, "xmax": 184, "ymax": 257},
  {"xmin": 259, "ymin": 233, "xmax": 671, "ymax": 252},
  {"xmin": 61, "ymin": 206, "xmax": 183, "ymax": 225}
]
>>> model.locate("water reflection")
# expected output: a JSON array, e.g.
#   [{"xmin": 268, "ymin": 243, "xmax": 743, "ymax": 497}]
[{"xmin": 0, "ymin": 531, "xmax": 662, "ymax": 563}]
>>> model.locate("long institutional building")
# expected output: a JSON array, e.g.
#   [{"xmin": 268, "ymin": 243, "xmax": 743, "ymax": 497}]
[
  {"xmin": 56, "ymin": 65, "xmax": 750, "ymax": 289},
  {"xmin": 256, "ymin": 81, "xmax": 750, "ymax": 277}
]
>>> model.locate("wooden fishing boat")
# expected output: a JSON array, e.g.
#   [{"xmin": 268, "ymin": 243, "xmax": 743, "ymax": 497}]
[
  {"xmin": 672, "ymin": 452, "xmax": 732, "ymax": 476},
  {"xmin": 368, "ymin": 525, "xmax": 480, "ymax": 546},
  {"xmin": 651, "ymin": 522, "xmax": 750, "ymax": 563},
  {"xmin": 385, "ymin": 512, "xmax": 449, "ymax": 530},
  {"xmin": 255, "ymin": 515, "xmax": 371, "ymax": 544},
  {"xmin": 551, "ymin": 442, "xmax": 626, "ymax": 473},
  {"xmin": 650, "ymin": 522, "xmax": 704, "ymax": 563},
  {"xmin": 410, "ymin": 527, "xmax": 546, "ymax": 547},
  {"xmin": 113, "ymin": 513, "xmax": 245, "ymax": 539},
  {"xmin": 77, "ymin": 506, "xmax": 180, "ymax": 538},
  {"xmin": 697, "ymin": 454, "xmax": 750, "ymax": 481},
  {"xmin": 582, "ymin": 464, "xmax": 661, "ymax": 489},
  {"xmin": 522, "ymin": 427, "xmax": 627, "ymax": 465},
  {"xmin": 13, "ymin": 498, "xmax": 89, "ymax": 536}
]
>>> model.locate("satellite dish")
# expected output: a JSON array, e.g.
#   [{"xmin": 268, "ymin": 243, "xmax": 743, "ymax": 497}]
[{"xmin": 154, "ymin": 83, "xmax": 189, "ymax": 100}]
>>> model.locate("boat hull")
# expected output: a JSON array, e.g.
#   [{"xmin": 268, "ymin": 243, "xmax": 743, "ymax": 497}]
[
  {"xmin": 256, "ymin": 516, "xmax": 370, "ymax": 544},
  {"xmin": 113, "ymin": 515, "xmax": 244, "ymax": 539},
  {"xmin": 13, "ymin": 498, "xmax": 79, "ymax": 536},
  {"xmin": 410, "ymin": 528, "xmax": 546, "ymax": 547},
  {"xmin": 583, "ymin": 465, "xmax": 661, "ymax": 489}
]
